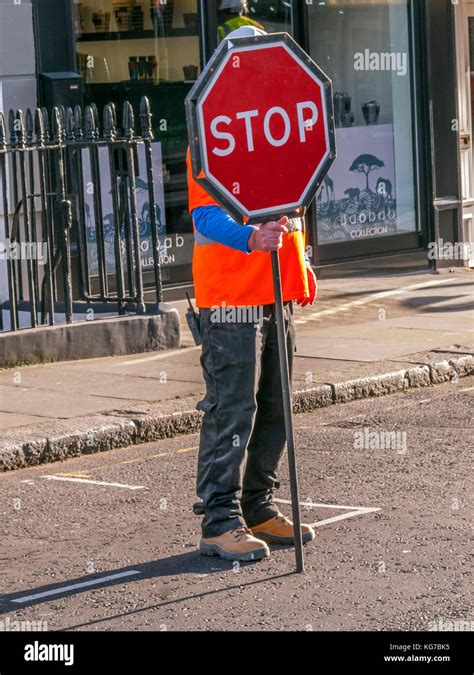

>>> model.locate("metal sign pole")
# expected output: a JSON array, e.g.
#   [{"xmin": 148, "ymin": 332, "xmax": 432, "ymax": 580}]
[{"xmin": 271, "ymin": 248, "xmax": 304, "ymax": 574}]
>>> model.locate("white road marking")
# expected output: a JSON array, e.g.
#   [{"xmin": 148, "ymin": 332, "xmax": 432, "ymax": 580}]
[
  {"xmin": 274, "ymin": 497, "xmax": 380, "ymax": 528},
  {"xmin": 53, "ymin": 472, "xmax": 91, "ymax": 478},
  {"xmin": 296, "ymin": 278, "xmax": 453, "ymax": 324},
  {"xmin": 20, "ymin": 480, "xmax": 35, "ymax": 485},
  {"xmin": 11, "ymin": 571, "xmax": 141, "ymax": 604},
  {"xmin": 116, "ymin": 345, "xmax": 201, "ymax": 367},
  {"xmin": 42, "ymin": 475, "xmax": 148, "ymax": 490},
  {"xmin": 311, "ymin": 508, "xmax": 380, "ymax": 528}
]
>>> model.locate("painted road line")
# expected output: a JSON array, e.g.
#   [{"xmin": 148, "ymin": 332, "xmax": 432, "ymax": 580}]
[
  {"xmin": 116, "ymin": 345, "xmax": 201, "ymax": 367},
  {"xmin": 53, "ymin": 472, "xmax": 91, "ymax": 478},
  {"xmin": 275, "ymin": 497, "xmax": 379, "ymax": 511},
  {"xmin": 311, "ymin": 508, "xmax": 380, "ymax": 528},
  {"xmin": 119, "ymin": 445, "xmax": 199, "ymax": 465},
  {"xmin": 42, "ymin": 476, "xmax": 148, "ymax": 490},
  {"xmin": 295, "ymin": 278, "xmax": 453, "ymax": 324},
  {"xmin": 117, "ymin": 452, "xmax": 169, "ymax": 466},
  {"xmin": 11, "ymin": 571, "xmax": 141, "ymax": 604},
  {"xmin": 459, "ymin": 386, "xmax": 474, "ymax": 392},
  {"xmin": 83, "ymin": 445, "xmax": 200, "ymax": 472},
  {"xmin": 347, "ymin": 277, "xmax": 453, "ymax": 300},
  {"xmin": 274, "ymin": 497, "xmax": 380, "ymax": 529}
]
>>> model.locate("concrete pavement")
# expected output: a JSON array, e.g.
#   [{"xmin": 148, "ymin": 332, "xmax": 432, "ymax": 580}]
[{"xmin": 0, "ymin": 269, "xmax": 472, "ymax": 470}]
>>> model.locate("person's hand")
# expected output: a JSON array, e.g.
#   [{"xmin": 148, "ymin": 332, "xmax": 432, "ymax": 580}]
[
  {"xmin": 247, "ymin": 217, "xmax": 288, "ymax": 252},
  {"xmin": 296, "ymin": 265, "xmax": 317, "ymax": 307}
]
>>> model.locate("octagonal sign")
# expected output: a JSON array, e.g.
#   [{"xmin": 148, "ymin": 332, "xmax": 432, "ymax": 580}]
[{"xmin": 185, "ymin": 32, "xmax": 336, "ymax": 225}]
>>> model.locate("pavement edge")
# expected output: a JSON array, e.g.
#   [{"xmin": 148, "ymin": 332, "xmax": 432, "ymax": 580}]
[{"xmin": 1, "ymin": 354, "xmax": 472, "ymax": 472}]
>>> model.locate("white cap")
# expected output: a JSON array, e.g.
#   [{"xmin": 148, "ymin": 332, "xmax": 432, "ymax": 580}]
[
  {"xmin": 226, "ymin": 26, "xmax": 267, "ymax": 39},
  {"xmin": 219, "ymin": 0, "xmax": 248, "ymax": 12}
]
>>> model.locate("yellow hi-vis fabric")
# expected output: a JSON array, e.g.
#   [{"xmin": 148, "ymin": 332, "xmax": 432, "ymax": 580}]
[
  {"xmin": 186, "ymin": 149, "xmax": 309, "ymax": 308},
  {"xmin": 217, "ymin": 15, "xmax": 265, "ymax": 39}
]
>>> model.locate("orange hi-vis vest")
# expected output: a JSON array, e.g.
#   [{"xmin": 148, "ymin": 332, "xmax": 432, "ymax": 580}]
[{"xmin": 187, "ymin": 151, "xmax": 309, "ymax": 308}]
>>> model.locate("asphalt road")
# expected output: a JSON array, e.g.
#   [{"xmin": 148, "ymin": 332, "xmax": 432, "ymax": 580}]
[{"xmin": 1, "ymin": 377, "xmax": 472, "ymax": 632}]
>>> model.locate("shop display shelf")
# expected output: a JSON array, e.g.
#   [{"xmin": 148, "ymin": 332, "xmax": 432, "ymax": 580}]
[{"xmin": 77, "ymin": 27, "xmax": 198, "ymax": 42}]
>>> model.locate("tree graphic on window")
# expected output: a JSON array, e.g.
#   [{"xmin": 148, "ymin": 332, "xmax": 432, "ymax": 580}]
[{"xmin": 349, "ymin": 154, "xmax": 385, "ymax": 190}]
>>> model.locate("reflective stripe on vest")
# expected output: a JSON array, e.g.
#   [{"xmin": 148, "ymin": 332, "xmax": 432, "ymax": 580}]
[
  {"xmin": 194, "ymin": 219, "xmax": 302, "ymax": 246},
  {"xmin": 194, "ymin": 230, "xmax": 217, "ymax": 246}
]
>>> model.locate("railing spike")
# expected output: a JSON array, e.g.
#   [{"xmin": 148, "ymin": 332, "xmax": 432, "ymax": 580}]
[
  {"xmin": 109, "ymin": 101, "xmax": 117, "ymax": 128},
  {"xmin": 103, "ymin": 102, "xmax": 116, "ymax": 141},
  {"xmin": 25, "ymin": 108, "xmax": 34, "ymax": 144},
  {"xmin": 0, "ymin": 111, "xmax": 6, "ymax": 150},
  {"xmin": 52, "ymin": 106, "xmax": 62, "ymax": 143},
  {"xmin": 91, "ymin": 102, "xmax": 100, "ymax": 139},
  {"xmin": 84, "ymin": 105, "xmax": 95, "ymax": 142},
  {"xmin": 140, "ymin": 96, "xmax": 153, "ymax": 141},
  {"xmin": 74, "ymin": 105, "xmax": 83, "ymax": 140},
  {"xmin": 58, "ymin": 105, "xmax": 67, "ymax": 127},
  {"xmin": 66, "ymin": 107, "xmax": 75, "ymax": 142},
  {"xmin": 123, "ymin": 100, "xmax": 134, "ymax": 139},
  {"xmin": 41, "ymin": 107, "xmax": 50, "ymax": 140},
  {"xmin": 16, "ymin": 109, "xmax": 26, "ymax": 147},
  {"xmin": 8, "ymin": 109, "xmax": 17, "ymax": 146},
  {"xmin": 34, "ymin": 108, "xmax": 45, "ymax": 146}
]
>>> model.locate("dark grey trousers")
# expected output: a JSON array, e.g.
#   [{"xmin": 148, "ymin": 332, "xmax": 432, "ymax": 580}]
[{"xmin": 193, "ymin": 302, "xmax": 295, "ymax": 538}]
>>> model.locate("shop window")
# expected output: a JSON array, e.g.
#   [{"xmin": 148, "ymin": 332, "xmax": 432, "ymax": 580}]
[
  {"xmin": 74, "ymin": 0, "xmax": 202, "ymax": 286},
  {"xmin": 307, "ymin": 0, "xmax": 417, "ymax": 245}
]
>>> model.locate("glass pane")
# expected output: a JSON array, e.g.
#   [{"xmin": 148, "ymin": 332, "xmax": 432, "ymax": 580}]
[
  {"xmin": 214, "ymin": 0, "xmax": 292, "ymax": 41},
  {"xmin": 307, "ymin": 0, "xmax": 417, "ymax": 245},
  {"xmin": 74, "ymin": 0, "xmax": 202, "ymax": 285}
]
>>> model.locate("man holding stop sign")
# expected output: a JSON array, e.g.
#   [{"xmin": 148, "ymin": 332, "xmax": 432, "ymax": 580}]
[{"xmin": 186, "ymin": 27, "xmax": 335, "ymax": 566}]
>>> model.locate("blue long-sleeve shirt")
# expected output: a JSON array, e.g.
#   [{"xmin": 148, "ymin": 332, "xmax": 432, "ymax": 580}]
[{"xmin": 192, "ymin": 205, "xmax": 254, "ymax": 253}]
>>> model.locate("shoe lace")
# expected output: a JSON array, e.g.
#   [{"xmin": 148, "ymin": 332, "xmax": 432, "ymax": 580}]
[{"xmin": 231, "ymin": 526, "xmax": 252, "ymax": 541}]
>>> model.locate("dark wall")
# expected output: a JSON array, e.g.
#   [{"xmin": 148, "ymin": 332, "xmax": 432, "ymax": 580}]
[
  {"xmin": 426, "ymin": 0, "xmax": 459, "ymax": 197},
  {"xmin": 32, "ymin": 0, "xmax": 75, "ymax": 73},
  {"xmin": 424, "ymin": 0, "xmax": 462, "ymax": 262}
]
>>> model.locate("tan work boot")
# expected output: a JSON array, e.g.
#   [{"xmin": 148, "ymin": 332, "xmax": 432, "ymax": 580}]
[
  {"xmin": 199, "ymin": 526, "xmax": 270, "ymax": 561},
  {"xmin": 250, "ymin": 514, "xmax": 316, "ymax": 545}
]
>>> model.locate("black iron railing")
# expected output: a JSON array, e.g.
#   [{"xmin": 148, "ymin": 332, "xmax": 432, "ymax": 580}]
[{"xmin": 0, "ymin": 96, "xmax": 163, "ymax": 332}]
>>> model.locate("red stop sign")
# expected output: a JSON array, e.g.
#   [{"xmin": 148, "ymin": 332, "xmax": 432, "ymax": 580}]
[{"xmin": 186, "ymin": 33, "xmax": 336, "ymax": 224}]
